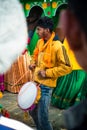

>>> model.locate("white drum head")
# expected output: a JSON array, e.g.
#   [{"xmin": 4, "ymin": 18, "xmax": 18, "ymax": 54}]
[{"xmin": 18, "ymin": 82, "xmax": 37, "ymax": 110}]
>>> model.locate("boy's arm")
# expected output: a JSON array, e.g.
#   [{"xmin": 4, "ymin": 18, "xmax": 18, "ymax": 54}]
[{"xmin": 45, "ymin": 44, "xmax": 72, "ymax": 78}]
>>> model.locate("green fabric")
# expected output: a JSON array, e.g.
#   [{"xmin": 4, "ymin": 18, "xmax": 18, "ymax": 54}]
[
  {"xmin": 0, "ymin": 104, "xmax": 3, "ymax": 109},
  {"xmin": 51, "ymin": 70, "xmax": 87, "ymax": 109},
  {"xmin": 27, "ymin": 30, "xmax": 39, "ymax": 55}
]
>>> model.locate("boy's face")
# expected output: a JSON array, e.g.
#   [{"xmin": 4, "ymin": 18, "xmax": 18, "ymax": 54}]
[
  {"xmin": 36, "ymin": 26, "xmax": 44, "ymax": 38},
  {"xmin": 36, "ymin": 26, "xmax": 49, "ymax": 39}
]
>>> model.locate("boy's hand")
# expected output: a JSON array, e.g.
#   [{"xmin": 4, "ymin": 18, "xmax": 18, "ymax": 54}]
[
  {"xmin": 29, "ymin": 64, "xmax": 36, "ymax": 70},
  {"xmin": 38, "ymin": 70, "xmax": 46, "ymax": 78}
]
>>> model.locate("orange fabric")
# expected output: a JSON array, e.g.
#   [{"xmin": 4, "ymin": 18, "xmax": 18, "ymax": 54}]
[{"xmin": 33, "ymin": 32, "xmax": 55, "ymax": 67}]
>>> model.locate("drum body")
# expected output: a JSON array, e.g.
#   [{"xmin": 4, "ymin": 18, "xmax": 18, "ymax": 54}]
[{"xmin": 4, "ymin": 52, "xmax": 31, "ymax": 93}]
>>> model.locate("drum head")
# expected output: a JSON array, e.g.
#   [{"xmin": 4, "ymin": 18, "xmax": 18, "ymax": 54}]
[{"xmin": 18, "ymin": 82, "xmax": 37, "ymax": 110}]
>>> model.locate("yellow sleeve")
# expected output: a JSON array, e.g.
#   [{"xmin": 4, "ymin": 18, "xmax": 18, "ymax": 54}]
[{"xmin": 46, "ymin": 44, "xmax": 72, "ymax": 78}]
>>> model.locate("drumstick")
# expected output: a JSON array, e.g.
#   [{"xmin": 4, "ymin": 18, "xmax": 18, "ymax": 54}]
[{"xmin": 11, "ymin": 70, "xmax": 29, "ymax": 89}]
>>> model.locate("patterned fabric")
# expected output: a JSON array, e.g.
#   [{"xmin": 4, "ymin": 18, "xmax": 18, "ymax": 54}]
[
  {"xmin": 51, "ymin": 69, "xmax": 87, "ymax": 109},
  {"xmin": 0, "ymin": 74, "xmax": 4, "ymax": 92}
]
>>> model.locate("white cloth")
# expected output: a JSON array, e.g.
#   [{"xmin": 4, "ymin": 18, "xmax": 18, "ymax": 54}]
[
  {"xmin": 0, "ymin": 0, "xmax": 28, "ymax": 74},
  {"xmin": 0, "ymin": 116, "xmax": 33, "ymax": 130}
]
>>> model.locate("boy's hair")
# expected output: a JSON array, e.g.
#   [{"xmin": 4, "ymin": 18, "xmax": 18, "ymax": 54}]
[
  {"xmin": 37, "ymin": 16, "xmax": 54, "ymax": 32},
  {"xmin": 68, "ymin": 0, "xmax": 87, "ymax": 34}
]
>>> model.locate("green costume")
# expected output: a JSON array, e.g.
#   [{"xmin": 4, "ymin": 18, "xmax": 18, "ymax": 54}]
[
  {"xmin": 51, "ymin": 70, "xmax": 87, "ymax": 109},
  {"xmin": 51, "ymin": 39, "xmax": 87, "ymax": 109}
]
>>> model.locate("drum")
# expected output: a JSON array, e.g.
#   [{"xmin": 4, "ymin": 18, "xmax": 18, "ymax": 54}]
[
  {"xmin": 4, "ymin": 52, "xmax": 31, "ymax": 93},
  {"xmin": 18, "ymin": 81, "xmax": 40, "ymax": 111}
]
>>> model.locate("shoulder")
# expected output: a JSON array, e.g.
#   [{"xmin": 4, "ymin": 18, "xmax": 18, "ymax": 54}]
[
  {"xmin": 37, "ymin": 39, "xmax": 42, "ymax": 43},
  {"xmin": 36, "ymin": 39, "xmax": 43, "ymax": 46},
  {"xmin": 52, "ymin": 40, "xmax": 63, "ymax": 48},
  {"xmin": 51, "ymin": 40, "xmax": 63, "ymax": 53}
]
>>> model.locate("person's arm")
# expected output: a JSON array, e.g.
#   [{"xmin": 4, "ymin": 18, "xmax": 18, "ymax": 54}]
[{"xmin": 45, "ymin": 43, "xmax": 72, "ymax": 78}]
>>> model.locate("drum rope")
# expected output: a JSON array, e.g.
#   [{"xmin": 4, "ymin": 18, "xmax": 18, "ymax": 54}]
[{"xmin": 11, "ymin": 70, "xmax": 30, "ymax": 88}]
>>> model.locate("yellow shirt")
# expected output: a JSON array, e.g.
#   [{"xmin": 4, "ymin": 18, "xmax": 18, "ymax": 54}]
[
  {"xmin": 31, "ymin": 34, "xmax": 72, "ymax": 87},
  {"xmin": 63, "ymin": 38, "xmax": 82, "ymax": 70}
]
